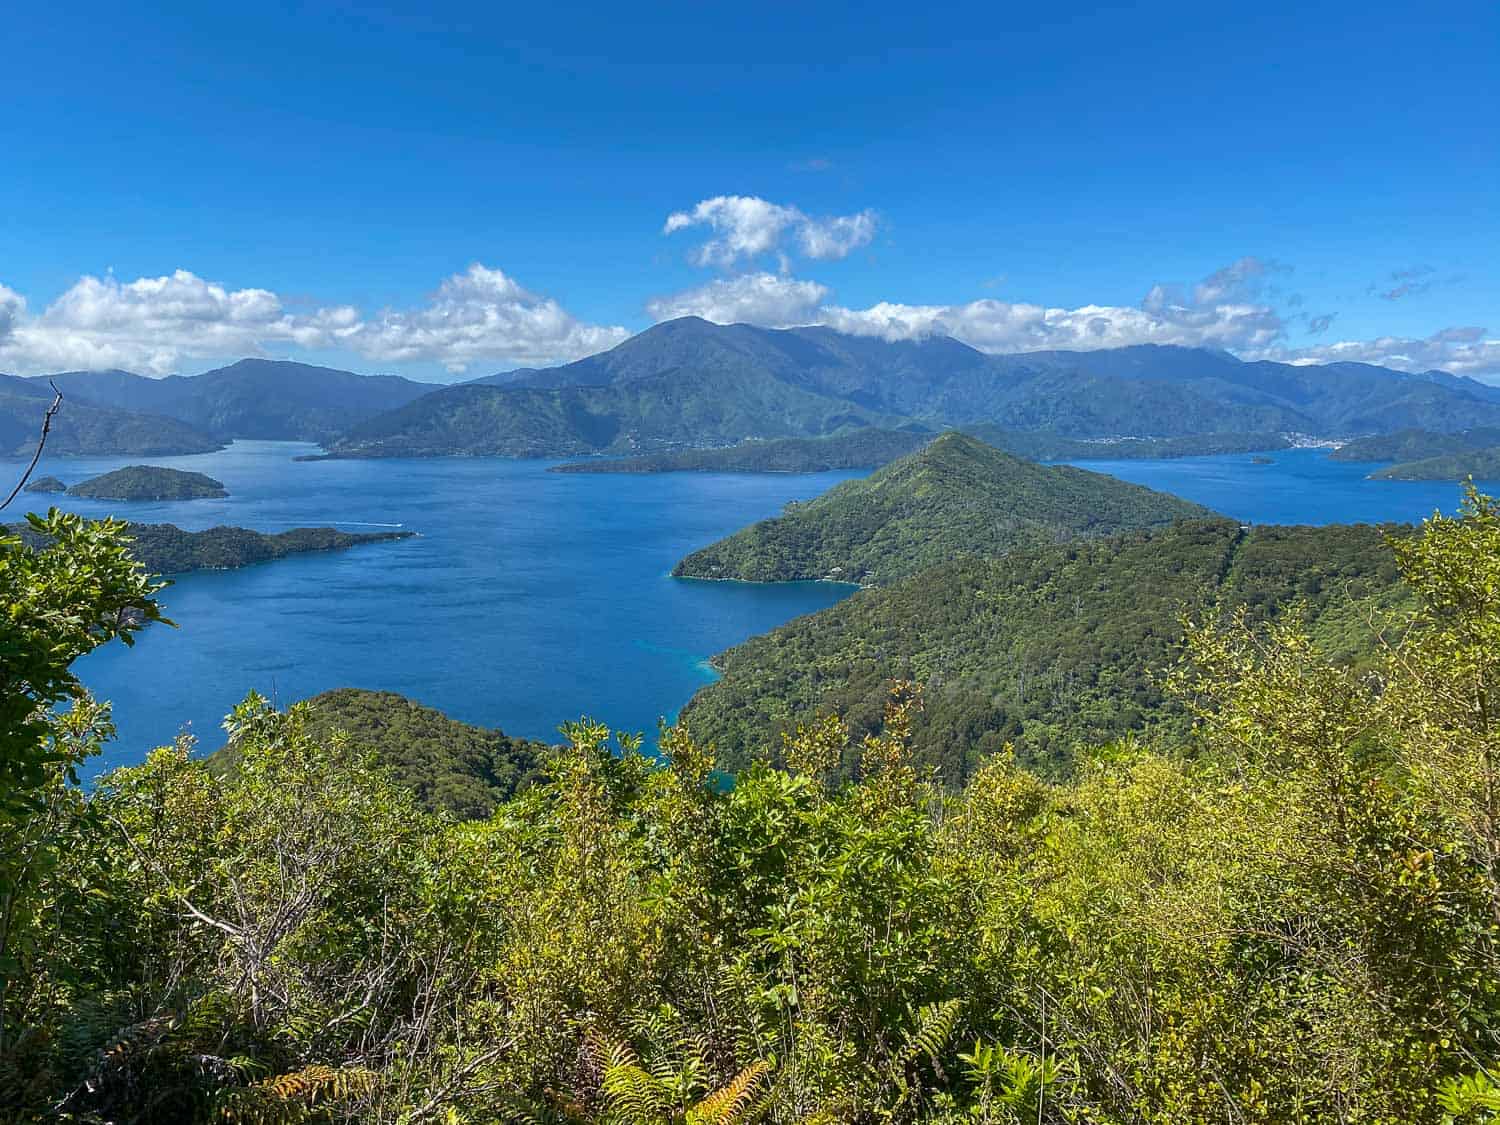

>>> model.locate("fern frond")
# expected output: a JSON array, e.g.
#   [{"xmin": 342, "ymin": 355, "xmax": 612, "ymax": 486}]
[{"xmin": 688, "ymin": 1060, "xmax": 769, "ymax": 1125}]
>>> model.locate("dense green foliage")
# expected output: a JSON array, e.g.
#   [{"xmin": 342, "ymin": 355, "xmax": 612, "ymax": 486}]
[
  {"xmin": 39, "ymin": 360, "xmax": 434, "ymax": 444},
  {"xmin": 0, "ymin": 378, "xmax": 222, "ymax": 457},
  {"xmin": 329, "ymin": 319, "xmax": 1500, "ymax": 457},
  {"xmin": 9, "ymin": 493, "xmax": 1500, "ymax": 1120},
  {"xmin": 1373, "ymin": 445, "xmax": 1500, "ymax": 481},
  {"xmin": 673, "ymin": 433, "xmax": 1212, "ymax": 586},
  {"xmin": 66, "ymin": 465, "xmax": 228, "ymax": 501},
  {"xmin": 0, "ymin": 509, "xmax": 163, "ymax": 806},
  {"xmin": 550, "ymin": 429, "xmax": 934, "ymax": 474},
  {"xmin": 682, "ymin": 519, "xmax": 1409, "ymax": 781},
  {"xmin": 8, "ymin": 521, "xmax": 412, "ymax": 575},
  {"xmin": 1331, "ymin": 426, "xmax": 1500, "ymax": 462},
  {"xmin": 275, "ymin": 688, "xmax": 550, "ymax": 819}
]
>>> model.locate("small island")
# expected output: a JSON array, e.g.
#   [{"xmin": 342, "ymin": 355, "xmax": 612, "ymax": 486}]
[
  {"xmin": 23, "ymin": 475, "xmax": 67, "ymax": 493},
  {"xmin": 67, "ymin": 465, "xmax": 229, "ymax": 501},
  {"xmin": 1251, "ymin": 455, "xmax": 1275, "ymax": 465}
]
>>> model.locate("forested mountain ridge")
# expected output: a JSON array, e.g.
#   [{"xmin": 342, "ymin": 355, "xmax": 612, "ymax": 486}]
[
  {"xmin": 0, "ymin": 374, "xmax": 222, "ymax": 456},
  {"xmin": 17, "ymin": 321, "xmax": 1499, "ymax": 459},
  {"xmin": 330, "ymin": 318, "xmax": 1500, "ymax": 457},
  {"xmin": 681, "ymin": 518, "xmax": 1409, "ymax": 781},
  {"xmin": 672, "ymin": 431, "xmax": 1213, "ymax": 585},
  {"xmin": 37, "ymin": 359, "xmax": 436, "ymax": 443},
  {"xmin": 325, "ymin": 366, "xmax": 896, "ymax": 458}
]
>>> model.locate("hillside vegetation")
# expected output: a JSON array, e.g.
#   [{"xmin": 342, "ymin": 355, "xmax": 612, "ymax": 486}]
[
  {"xmin": 9, "ymin": 493, "xmax": 1500, "ymax": 1120},
  {"xmin": 66, "ymin": 465, "xmax": 228, "ymax": 500},
  {"xmin": 681, "ymin": 519, "xmax": 1409, "ymax": 781},
  {"xmin": 1372, "ymin": 445, "xmax": 1500, "ymax": 481},
  {"xmin": 212, "ymin": 689, "xmax": 550, "ymax": 819},
  {"xmin": 1331, "ymin": 426, "xmax": 1500, "ymax": 462},
  {"xmin": 39, "ymin": 359, "xmax": 435, "ymax": 443},
  {"xmin": 328, "ymin": 318, "xmax": 1500, "ymax": 457},
  {"xmin": 672, "ymin": 432, "xmax": 1212, "ymax": 585},
  {"xmin": 0, "ymin": 377, "xmax": 222, "ymax": 456}
]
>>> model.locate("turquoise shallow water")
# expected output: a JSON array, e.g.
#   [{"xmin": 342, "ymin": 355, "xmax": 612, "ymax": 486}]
[{"xmin": 8, "ymin": 441, "xmax": 1495, "ymax": 776}]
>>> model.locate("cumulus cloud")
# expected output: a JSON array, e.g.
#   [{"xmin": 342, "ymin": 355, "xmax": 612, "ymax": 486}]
[
  {"xmin": 349, "ymin": 264, "xmax": 629, "ymax": 372},
  {"xmin": 663, "ymin": 195, "xmax": 877, "ymax": 268},
  {"xmin": 644, "ymin": 273, "xmax": 829, "ymax": 327},
  {"xmin": 0, "ymin": 265, "xmax": 626, "ymax": 375}
]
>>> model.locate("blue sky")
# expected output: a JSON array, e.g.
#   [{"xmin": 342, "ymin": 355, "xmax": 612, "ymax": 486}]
[{"xmin": 2, "ymin": 1, "xmax": 1496, "ymax": 381}]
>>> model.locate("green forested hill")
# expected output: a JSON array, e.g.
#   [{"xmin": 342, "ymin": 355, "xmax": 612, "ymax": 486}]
[
  {"xmin": 1372, "ymin": 445, "xmax": 1500, "ymax": 480},
  {"xmin": 301, "ymin": 689, "xmax": 550, "ymax": 818},
  {"xmin": 681, "ymin": 519, "xmax": 1408, "ymax": 782},
  {"xmin": 326, "ymin": 366, "xmax": 893, "ymax": 458},
  {"xmin": 672, "ymin": 432, "xmax": 1213, "ymax": 585},
  {"xmin": 66, "ymin": 465, "xmax": 228, "ymax": 500},
  {"xmin": 1331, "ymin": 427, "xmax": 1500, "ymax": 462}
]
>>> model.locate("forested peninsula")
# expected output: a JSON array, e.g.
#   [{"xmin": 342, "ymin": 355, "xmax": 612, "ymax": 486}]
[
  {"xmin": 6, "ymin": 519, "xmax": 412, "ymax": 574},
  {"xmin": 672, "ymin": 432, "xmax": 1211, "ymax": 585}
]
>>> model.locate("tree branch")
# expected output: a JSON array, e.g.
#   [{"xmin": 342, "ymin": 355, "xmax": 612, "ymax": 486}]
[{"xmin": 0, "ymin": 382, "xmax": 63, "ymax": 512}]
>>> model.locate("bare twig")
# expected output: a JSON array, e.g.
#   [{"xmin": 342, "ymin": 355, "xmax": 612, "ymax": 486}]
[{"xmin": 0, "ymin": 381, "xmax": 63, "ymax": 511}]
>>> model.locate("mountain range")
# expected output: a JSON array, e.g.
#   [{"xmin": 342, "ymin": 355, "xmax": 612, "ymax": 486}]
[{"xmin": 11, "ymin": 317, "xmax": 1500, "ymax": 459}]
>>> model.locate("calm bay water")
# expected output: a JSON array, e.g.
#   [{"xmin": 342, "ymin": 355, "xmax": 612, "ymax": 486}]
[
  {"xmin": 18, "ymin": 442, "xmax": 862, "ymax": 774},
  {"xmin": 12, "ymin": 441, "xmax": 1495, "ymax": 776}
]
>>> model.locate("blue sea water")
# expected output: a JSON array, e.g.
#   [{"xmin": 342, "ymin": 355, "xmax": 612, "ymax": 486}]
[
  {"xmin": 14, "ymin": 442, "xmax": 862, "ymax": 774},
  {"xmin": 9, "ymin": 442, "xmax": 1496, "ymax": 776}
]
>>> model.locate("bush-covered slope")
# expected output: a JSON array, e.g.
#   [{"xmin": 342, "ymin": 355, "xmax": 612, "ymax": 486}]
[
  {"xmin": 1372, "ymin": 445, "xmax": 1500, "ymax": 481},
  {"xmin": 1331, "ymin": 427, "xmax": 1500, "ymax": 462},
  {"xmin": 41, "ymin": 360, "xmax": 435, "ymax": 443},
  {"xmin": 327, "ymin": 366, "xmax": 892, "ymax": 457},
  {"xmin": 672, "ymin": 432, "xmax": 1213, "ymax": 585},
  {"xmin": 681, "ymin": 519, "xmax": 1408, "ymax": 781},
  {"xmin": 0, "ymin": 379, "xmax": 223, "ymax": 456},
  {"xmin": 301, "ymin": 689, "xmax": 550, "ymax": 818},
  {"xmin": 66, "ymin": 466, "xmax": 228, "ymax": 500}
]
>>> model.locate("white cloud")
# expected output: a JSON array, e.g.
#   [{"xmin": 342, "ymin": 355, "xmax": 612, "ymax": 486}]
[
  {"xmin": 348, "ymin": 264, "xmax": 629, "ymax": 372},
  {"xmin": 0, "ymin": 265, "xmax": 626, "ymax": 375},
  {"xmin": 1271, "ymin": 328, "xmax": 1500, "ymax": 377},
  {"xmin": 663, "ymin": 195, "xmax": 877, "ymax": 268},
  {"xmin": 645, "ymin": 256, "xmax": 1500, "ymax": 378},
  {"xmin": 645, "ymin": 273, "xmax": 829, "ymax": 327}
]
